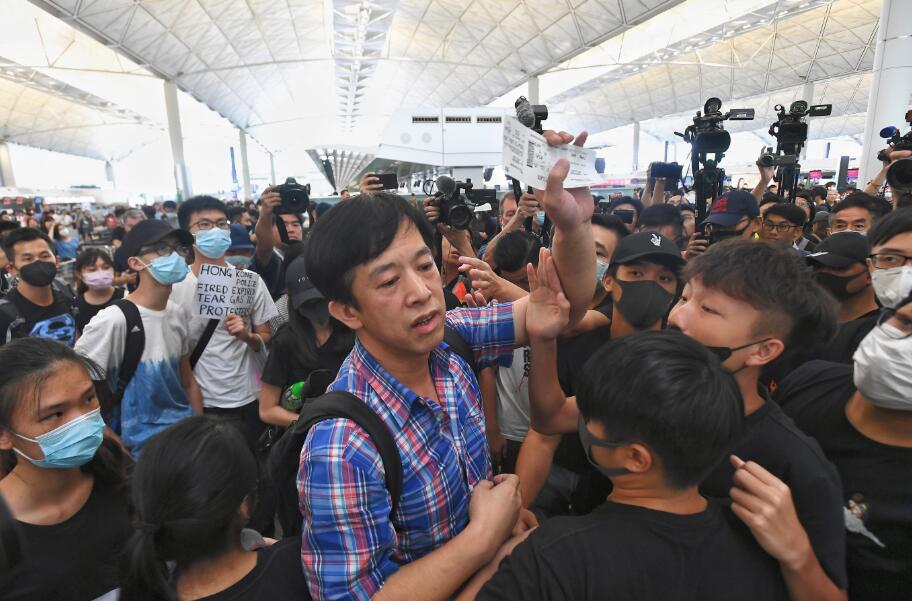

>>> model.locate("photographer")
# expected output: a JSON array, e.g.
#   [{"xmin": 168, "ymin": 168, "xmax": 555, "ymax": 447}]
[
  {"xmin": 864, "ymin": 148, "xmax": 912, "ymax": 207},
  {"xmin": 684, "ymin": 190, "xmax": 761, "ymax": 260},
  {"xmin": 253, "ymin": 184, "xmax": 305, "ymax": 300},
  {"xmin": 478, "ymin": 193, "xmax": 539, "ymax": 269}
]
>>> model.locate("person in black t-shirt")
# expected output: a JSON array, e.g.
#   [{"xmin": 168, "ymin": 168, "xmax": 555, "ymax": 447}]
[
  {"xmin": 122, "ymin": 415, "xmax": 310, "ymax": 601},
  {"xmin": 260, "ymin": 254, "xmax": 354, "ymax": 428},
  {"xmin": 251, "ymin": 186, "xmax": 305, "ymax": 300},
  {"xmin": 667, "ymin": 240, "xmax": 847, "ymax": 601},
  {"xmin": 0, "ymin": 338, "xmax": 132, "ymax": 601},
  {"xmin": 808, "ymin": 232, "xmax": 880, "ymax": 364},
  {"xmin": 0, "ymin": 228, "xmax": 76, "ymax": 347},
  {"xmin": 72, "ymin": 248, "xmax": 124, "ymax": 335},
  {"xmin": 521, "ymin": 231, "xmax": 684, "ymax": 517},
  {"xmin": 470, "ymin": 331, "xmax": 787, "ymax": 601}
]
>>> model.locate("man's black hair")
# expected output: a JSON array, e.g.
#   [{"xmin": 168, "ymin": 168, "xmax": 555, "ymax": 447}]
[
  {"xmin": 678, "ymin": 202, "xmax": 696, "ymax": 215},
  {"xmin": 227, "ymin": 206, "xmax": 248, "ymax": 224},
  {"xmin": 493, "ymin": 230, "xmax": 542, "ymax": 273},
  {"xmin": 576, "ymin": 330, "xmax": 743, "ymax": 490},
  {"xmin": 868, "ymin": 207, "xmax": 912, "ymax": 247},
  {"xmin": 809, "ymin": 185, "xmax": 827, "ymax": 201},
  {"xmin": 684, "ymin": 239, "xmax": 837, "ymax": 348},
  {"xmin": 591, "ymin": 213, "xmax": 629, "ymax": 241},
  {"xmin": 761, "ymin": 192, "xmax": 783, "ymax": 206},
  {"xmin": 832, "ymin": 192, "xmax": 888, "ymax": 222},
  {"xmin": 162, "ymin": 200, "xmax": 177, "ymax": 210},
  {"xmin": 178, "ymin": 195, "xmax": 228, "ymax": 230},
  {"xmin": 305, "ymin": 192, "xmax": 435, "ymax": 306},
  {"xmin": 0, "ymin": 220, "xmax": 21, "ymax": 235},
  {"xmin": 141, "ymin": 205, "xmax": 156, "ymax": 219},
  {"xmin": 1, "ymin": 227, "xmax": 55, "ymax": 262},
  {"xmin": 764, "ymin": 202, "xmax": 807, "ymax": 227},
  {"xmin": 607, "ymin": 195, "xmax": 644, "ymax": 217},
  {"xmin": 637, "ymin": 204, "xmax": 684, "ymax": 239}
]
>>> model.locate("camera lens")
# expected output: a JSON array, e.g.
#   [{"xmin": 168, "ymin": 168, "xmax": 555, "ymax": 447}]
[
  {"xmin": 448, "ymin": 205, "xmax": 473, "ymax": 230},
  {"xmin": 886, "ymin": 158, "xmax": 912, "ymax": 191}
]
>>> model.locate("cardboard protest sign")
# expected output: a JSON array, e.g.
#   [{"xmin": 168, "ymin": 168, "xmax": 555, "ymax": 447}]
[{"xmin": 194, "ymin": 263, "xmax": 257, "ymax": 318}]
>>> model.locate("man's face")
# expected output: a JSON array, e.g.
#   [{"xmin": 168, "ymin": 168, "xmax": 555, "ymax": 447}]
[
  {"xmin": 500, "ymin": 196, "xmax": 518, "ymax": 227},
  {"xmin": 868, "ymin": 230, "xmax": 912, "ymax": 274},
  {"xmin": 707, "ymin": 216, "xmax": 758, "ymax": 241},
  {"xmin": 187, "ymin": 209, "xmax": 229, "ymax": 236},
  {"xmin": 669, "ymin": 277, "xmax": 776, "ymax": 373},
  {"xmin": 339, "ymin": 221, "xmax": 444, "ymax": 357},
  {"xmin": 273, "ymin": 213, "xmax": 303, "ymax": 244},
  {"xmin": 440, "ymin": 236, "xmax": 461, "ymax": 270},
  {"xmin": 826, "ymin": 187, "xmax": 839, "ymax": 204},
  {"xmin": 768, "ymin": 184, "xmax": 778, "ymax": 194},
  {"xmin": 8, "ymin": 238, "xmax": 56, "ymax": 280},
  {"xmin": 606, "ymin": 261, "xmax": 679, "ymax": 299},
  {"xmin": 829, "ymin": 207, "xmax": 872, "ymax": 234},
  {"xmin": 500, "ymin": 264, "xmax": 530, "ymax": 291},
  {"xmin": 760, "ymin": 214, "xmax": 802, "ymax": 245},
  {"xmin": 341, "ymin": 190, "xmax": 351, "ymax": 200},
  {"xmin": 795, "ymin": 198, "xmax": 812, "ymax": 221},
  {"xmin": 238, "ymin": 211, "xmax": 253, "ymax": 227},
  {"xmin": 680, "ymin": 211, "xmax": 696, "ymax": 238},
  {"xmin": 124, "ymin": 215, "xmax": 144, "ymax": 232},
  {"xmin": 593, "ymin": 226, "xmax": 620, "ymax": 264}
]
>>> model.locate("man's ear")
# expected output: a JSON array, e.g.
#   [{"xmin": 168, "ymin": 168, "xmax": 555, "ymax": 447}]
[
  {"xmin": 603, "ymin": 274, "xmax": 615, "ymax": 295},
  {"xmin": 328, "ymin": 300, "xmax": 364, "ymax": 332},
  {"xmin": 745, "ymin": 337, "xmax": 786, "ymax": 367},
  {"xmin": 623, "ymin": 443, "xmax": 654, "ymax": 475},
  {"xmin": 126, "ymin": 256, "xmax": 144, "ymax": 273}
]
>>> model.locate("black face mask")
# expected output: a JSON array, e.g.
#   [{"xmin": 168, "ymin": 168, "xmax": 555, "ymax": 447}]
[
  {"xmin": 18, "ymin": 261, "xmax": 57, "ymax": 287},
  {"xmin": 708, "ymin": 224, "xmax": 749, "ymax": 246},
  {"xmin": 815, "ymin": 271, "xmax": 864, "ymax": 301},
  {"xmin": 614, "ymin": 279, "xmax": 676, "ymax": 329},
  {"xmin": 706, "ymin": 339, "xmax": 770, "ymax": 364}
]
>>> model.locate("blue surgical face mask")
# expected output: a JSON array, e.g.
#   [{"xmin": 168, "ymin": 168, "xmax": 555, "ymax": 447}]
[
  {"xmin": 535, "ymin": 211, "xmax": 546, "ymax": 226},
  {"xmin": 11, "ymin": 408, "xmax": 105, "ymax": 469},
  {"xmin": 141, "ymin": 252, "xmax": 189, "ymax": 285},
  {"xmin": 194, "ymin": 228, "xmax": 231, "ymax": 259},
  {"xmin": 225, "ymin": 255, "xmax": 252, "ymax": 269},
  {"xmin": 595, "ymin": 259, "xmax": 610, "ymax": 288}
]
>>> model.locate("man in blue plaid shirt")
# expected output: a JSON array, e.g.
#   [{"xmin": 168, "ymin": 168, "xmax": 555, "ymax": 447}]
[{"xmin": 300, "ymin": 131, "xmax": 597, "ymax": 601}]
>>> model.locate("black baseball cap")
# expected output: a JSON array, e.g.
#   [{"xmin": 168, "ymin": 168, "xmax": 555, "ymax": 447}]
[
  {"xmin": 121, "ymin": 219, "xmax": 192, "ymax": 259},
  {"xmin": 702, "ymin": 190, "xmax": 759, "ymax": 227},
  {"xmin": 610, "ymin": 231, "xmax": 685, "ymax": 268},
  {"xmin": 806, "ymin": 231, "xmax": 870, "ymax": 269},
  {"xmin": 286, "ymin": 255, "xmax": 324, "ymax": 310}
]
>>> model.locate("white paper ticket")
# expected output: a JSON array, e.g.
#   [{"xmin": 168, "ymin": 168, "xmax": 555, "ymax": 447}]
[{"xmin": 502, "ymin": 116, "xmax": 599, "ymax": 189}]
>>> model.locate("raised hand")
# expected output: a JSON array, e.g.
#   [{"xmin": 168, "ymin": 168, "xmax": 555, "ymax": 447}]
[
  {"xmin": 524, "ymin": 248, "xmax": 570, "ymax": 341},
  {"xmin": 532, "ymin": 130, "xmax": 594, "ymax": 231}
]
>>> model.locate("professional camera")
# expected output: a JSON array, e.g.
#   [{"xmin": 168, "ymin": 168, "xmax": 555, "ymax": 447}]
[
  {"xmin": 434, "ymin": 175, "xmax": 476, "ymax": 230},
  {"xmin": 275, "ymin": 177, "xmax": 310, "ymax": 215},
  {"xmin": 879, "ymin": 111, "xmax": 912, "ymax": 196},
  {"xmin": 677, "ymin": 97, "xmax": 754, "ymax": 155},
  {"xmin": 514, "ymin": 96, "xmax": 548, "ymax": 133},
  {"xmin": 757, "ymin": 101, "xmax": 832, "ymax": 168}
]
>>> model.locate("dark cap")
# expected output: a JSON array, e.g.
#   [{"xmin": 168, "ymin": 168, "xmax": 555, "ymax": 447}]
[
  {"xmin": 702, "ymin": 190, "xmax": 759, "ymax": 227},
  {"xmin": 813, "ymin": 211, "xmax": 830, "ymax": 223},
  {"xmin": 286, "ymin": 255, "xmax": 324, "ymax": 309},
  {"xmin": 229, "ymin": 224, "xmax": 254, "ymax": 250},
  {"xmin": 806, "ymin": 231, "xmax": 870, "ymax": 269},
  {"xmin": 610, "ymin": 231, "xmax": 685, "ymax": 268},
  {"xmin": 121, "ymin": 219, "xmax": 192, "ymax": 259}
]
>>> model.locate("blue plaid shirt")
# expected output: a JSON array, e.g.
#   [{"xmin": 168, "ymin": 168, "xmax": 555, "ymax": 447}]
[{"xmin": 297, "ymin": 302, "xmax": 515, "ymax": 600}]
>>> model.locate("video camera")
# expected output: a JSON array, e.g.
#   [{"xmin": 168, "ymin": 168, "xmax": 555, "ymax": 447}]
[
  {"xmin": 879, "ymin": 111, "xmax": 912, "ymax": 198},
  {"xmin": 756, "ymin": 101, "xmax": 831, "ymax": 203},
  {"xmin": 651, "ymin": 162, "xmax": 683, "ymax": 182},
  {"xmin": 275, "ymin": 177, "xmax": 310, "ymax": 215},
  {"xmin": 431, "ymin": 175, "xmax": 476, "ymax": 230},
  {"xmin": 677, "ymin": 97, "xmax": 754, "ymax": 155}
]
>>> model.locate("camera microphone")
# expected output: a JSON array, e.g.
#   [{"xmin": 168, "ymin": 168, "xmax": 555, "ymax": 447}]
[
  {"xmin": 436, "ymin": 175, "xmax": 456, "ymax": 196},
  {"xmin": 514, "ymin": 96, "xmax": 536, "ymax": 129}
]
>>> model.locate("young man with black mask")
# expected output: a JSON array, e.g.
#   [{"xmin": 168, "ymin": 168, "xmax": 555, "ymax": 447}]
[
  {"xmin": 520, "ymin": 232, "xmax": 684, "ymax": 515},
  {"xmin": 808, "ymin": 232, "xmax": 880, "ymax": 363},
  {"xmin": 298, "ymin": 131, "xmax": 597, "ymax": 601},
  {"xmin": 669, "ymin": 240, "xmax": 847, "ymax": 601},
  {"xmin": 0, "ymin": 228, "xmax": 75, "ymax": 347},
  {"xmin": 776, "ymin": 293, "xmax": 912, "ymax": 601},
  {"xmin": 684, "ymin": 190, "xmax": 760, "ymax": 260},
  {"xmin": 474, "ymin": 331, "xmax": 787, "ymax": 601}
]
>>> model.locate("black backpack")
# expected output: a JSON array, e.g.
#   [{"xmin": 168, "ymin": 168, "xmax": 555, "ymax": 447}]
[{"xmin": 267, "ymin": 326, "xmax": 475, "ymax": 536}]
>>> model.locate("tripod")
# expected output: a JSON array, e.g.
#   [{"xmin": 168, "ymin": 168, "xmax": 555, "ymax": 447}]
[{"xmin": 690, "ymin": 154, "xmax": 727, "ymax": 225}]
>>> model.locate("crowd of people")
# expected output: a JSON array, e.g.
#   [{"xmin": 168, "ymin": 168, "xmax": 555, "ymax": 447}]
[{"xmin": 0, "ymin": 129, "xmax": 910, "ymax": 601}]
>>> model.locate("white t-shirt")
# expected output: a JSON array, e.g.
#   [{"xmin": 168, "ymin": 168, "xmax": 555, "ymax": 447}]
[
  {"xmin": 170, "ymin": 266, "xmax": 278, "ymax": 409},
  {"xmin": 496, "ymin": 346, "xmax": 531, "ymax": 442},
  {"xmin": 75, "ymin": 300, "xmax": 195, "ymax": 455}
]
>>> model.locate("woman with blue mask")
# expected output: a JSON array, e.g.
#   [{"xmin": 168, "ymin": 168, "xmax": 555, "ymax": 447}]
[{"xmin": 0, "ymin": 338, "xmax": 131, "ymax": 600}]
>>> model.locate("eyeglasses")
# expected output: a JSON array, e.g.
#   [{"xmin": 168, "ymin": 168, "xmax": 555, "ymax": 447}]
[
  {"xmin": 761, "ymin": 220, "xmax": 799, "ymax": 232},
  {"xmin": 868, "ymin": 252, "xmax": 912, "ymax": 270},
  {"xmin": 138, "ymin": 241, "xmax": 192, "ymax": 259},
  {"xmin": 876, "ymin": 310, "xmax": 912, "ymax": 338},
  {"xmin": 190, "ymin": 219, "xmax": 230, "ymax": 231}
]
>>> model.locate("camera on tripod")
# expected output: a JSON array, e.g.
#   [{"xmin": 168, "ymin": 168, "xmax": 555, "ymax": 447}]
[
  {"xmin": 757, "ymin": 101, "xmax": 832, "ymax": 167},
  {"xmin": 274, "ymin": 177, "xmax": 310, "ymax": 215},
  {"xmin": 878, "ymin": 111, "xmax": 912, "ymax": 196},
  {"xmin": 433, "ymin": 175, "xmax": 476, "ymax": 230},
  {"xmin": 677, "ymin": 97, "xmax": 755, "ymax": 155}
]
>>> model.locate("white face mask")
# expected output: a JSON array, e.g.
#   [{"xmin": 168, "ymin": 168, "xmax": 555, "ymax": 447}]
[
  {"xmin": 871, "ymin": 266, "xmax": 912, "ymax": 309},
  {"xmin": 853, "ymin": 322, "xmax": 912, "ymax": 410}
]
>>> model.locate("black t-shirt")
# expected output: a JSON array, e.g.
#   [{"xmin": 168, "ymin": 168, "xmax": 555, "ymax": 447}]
[
  {"xmin": 700, "ymin": 391, "xmax": 848, "ymax": 589},
  {"xmin": 0, "ymin": 286, "xmax": 76, "ymax": 347},
  {"xmin": 0, "ymin": 483, "xmax": 130, "ymax": 601},
  {"xmin": 195, "ymin": 538, "xmax": 311, "ymax": 601},
  {"xmin": 111, "ymin": 225, "xmax": 125, "ymax": 242},
  {"xmin": 776, "ymin": 361, "xmax": 912, "ymax": 601},
  {"xmin": 261, "ymin": 324, "xmax": 353, "ymax": 393},
  {"xmin": 479, "ymin": 499, "xmax": 787, "ymax": 601},
  {"xmin": 816, "ymin": 309, "xmax": 880, "ymax": 365},
  {"xmin": 74, "ymin": 287, "xmax": 124, "ymax": 334}
]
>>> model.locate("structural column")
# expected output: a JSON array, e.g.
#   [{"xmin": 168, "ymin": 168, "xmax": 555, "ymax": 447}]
[
  {"xmin": 528, "ymin": 75, "xmax": 540, "ymax": 104},
  {"xmin": 104, "ymin": 160, "xmax": 116, "ymax": 187},
  {"xmin": 163, "ymin": 80, "xmax": 192, "ymax": 200},
  {"xmin": 269, "ymin": 152, "xmax": 277, "ymax": 185},
  {"xmin": 632, "ymin": 121, "xmax": 641, "ymax": 173},
  {"xmin": 858, "ymin": 0, "xmax": 912, "ymax": 184},
  {"xmin": 238, "ymin": 129, "xmax": 251, "ymax": 201},
  {"xmin": 0, "ymin": 142, "xmax": 15, "ymax": 188}
]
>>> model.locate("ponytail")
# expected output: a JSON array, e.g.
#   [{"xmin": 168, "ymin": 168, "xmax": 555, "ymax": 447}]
[{"xmin": 121, "ymin": 527, "xmax": 175, "ymax": 601}]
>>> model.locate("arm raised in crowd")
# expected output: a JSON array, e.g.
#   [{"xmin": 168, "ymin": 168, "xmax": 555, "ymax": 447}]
[
  {"xmin": 751, "ymin": 160, "xmax": 775, "ymax": 204},
  {"xmin": 458, "ymin": 256, "xmax": 527, "ymax": 303},
  {"xmin": 254, "ymin": 186, "xmax": 280, "ymax": 266}
]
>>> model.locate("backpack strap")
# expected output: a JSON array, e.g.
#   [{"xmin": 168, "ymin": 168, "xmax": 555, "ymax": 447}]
[
  {"xmin": 189, "ymin": 319, "xmax": 220, "ymax": 369},
  {"xmin": 443, "ymin": 324, "xmax": 475, "ymax": 373},
  {"xmin": 268, "ymin": 391, "xmax": 403, "ymax": 516},
  {"xmin": 111, "ymin": 299, "xmax": 145, "ymax": 404},
  {"xmin": 0, "ymin": 298, "xmax": 21, "ymax": 345}
]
